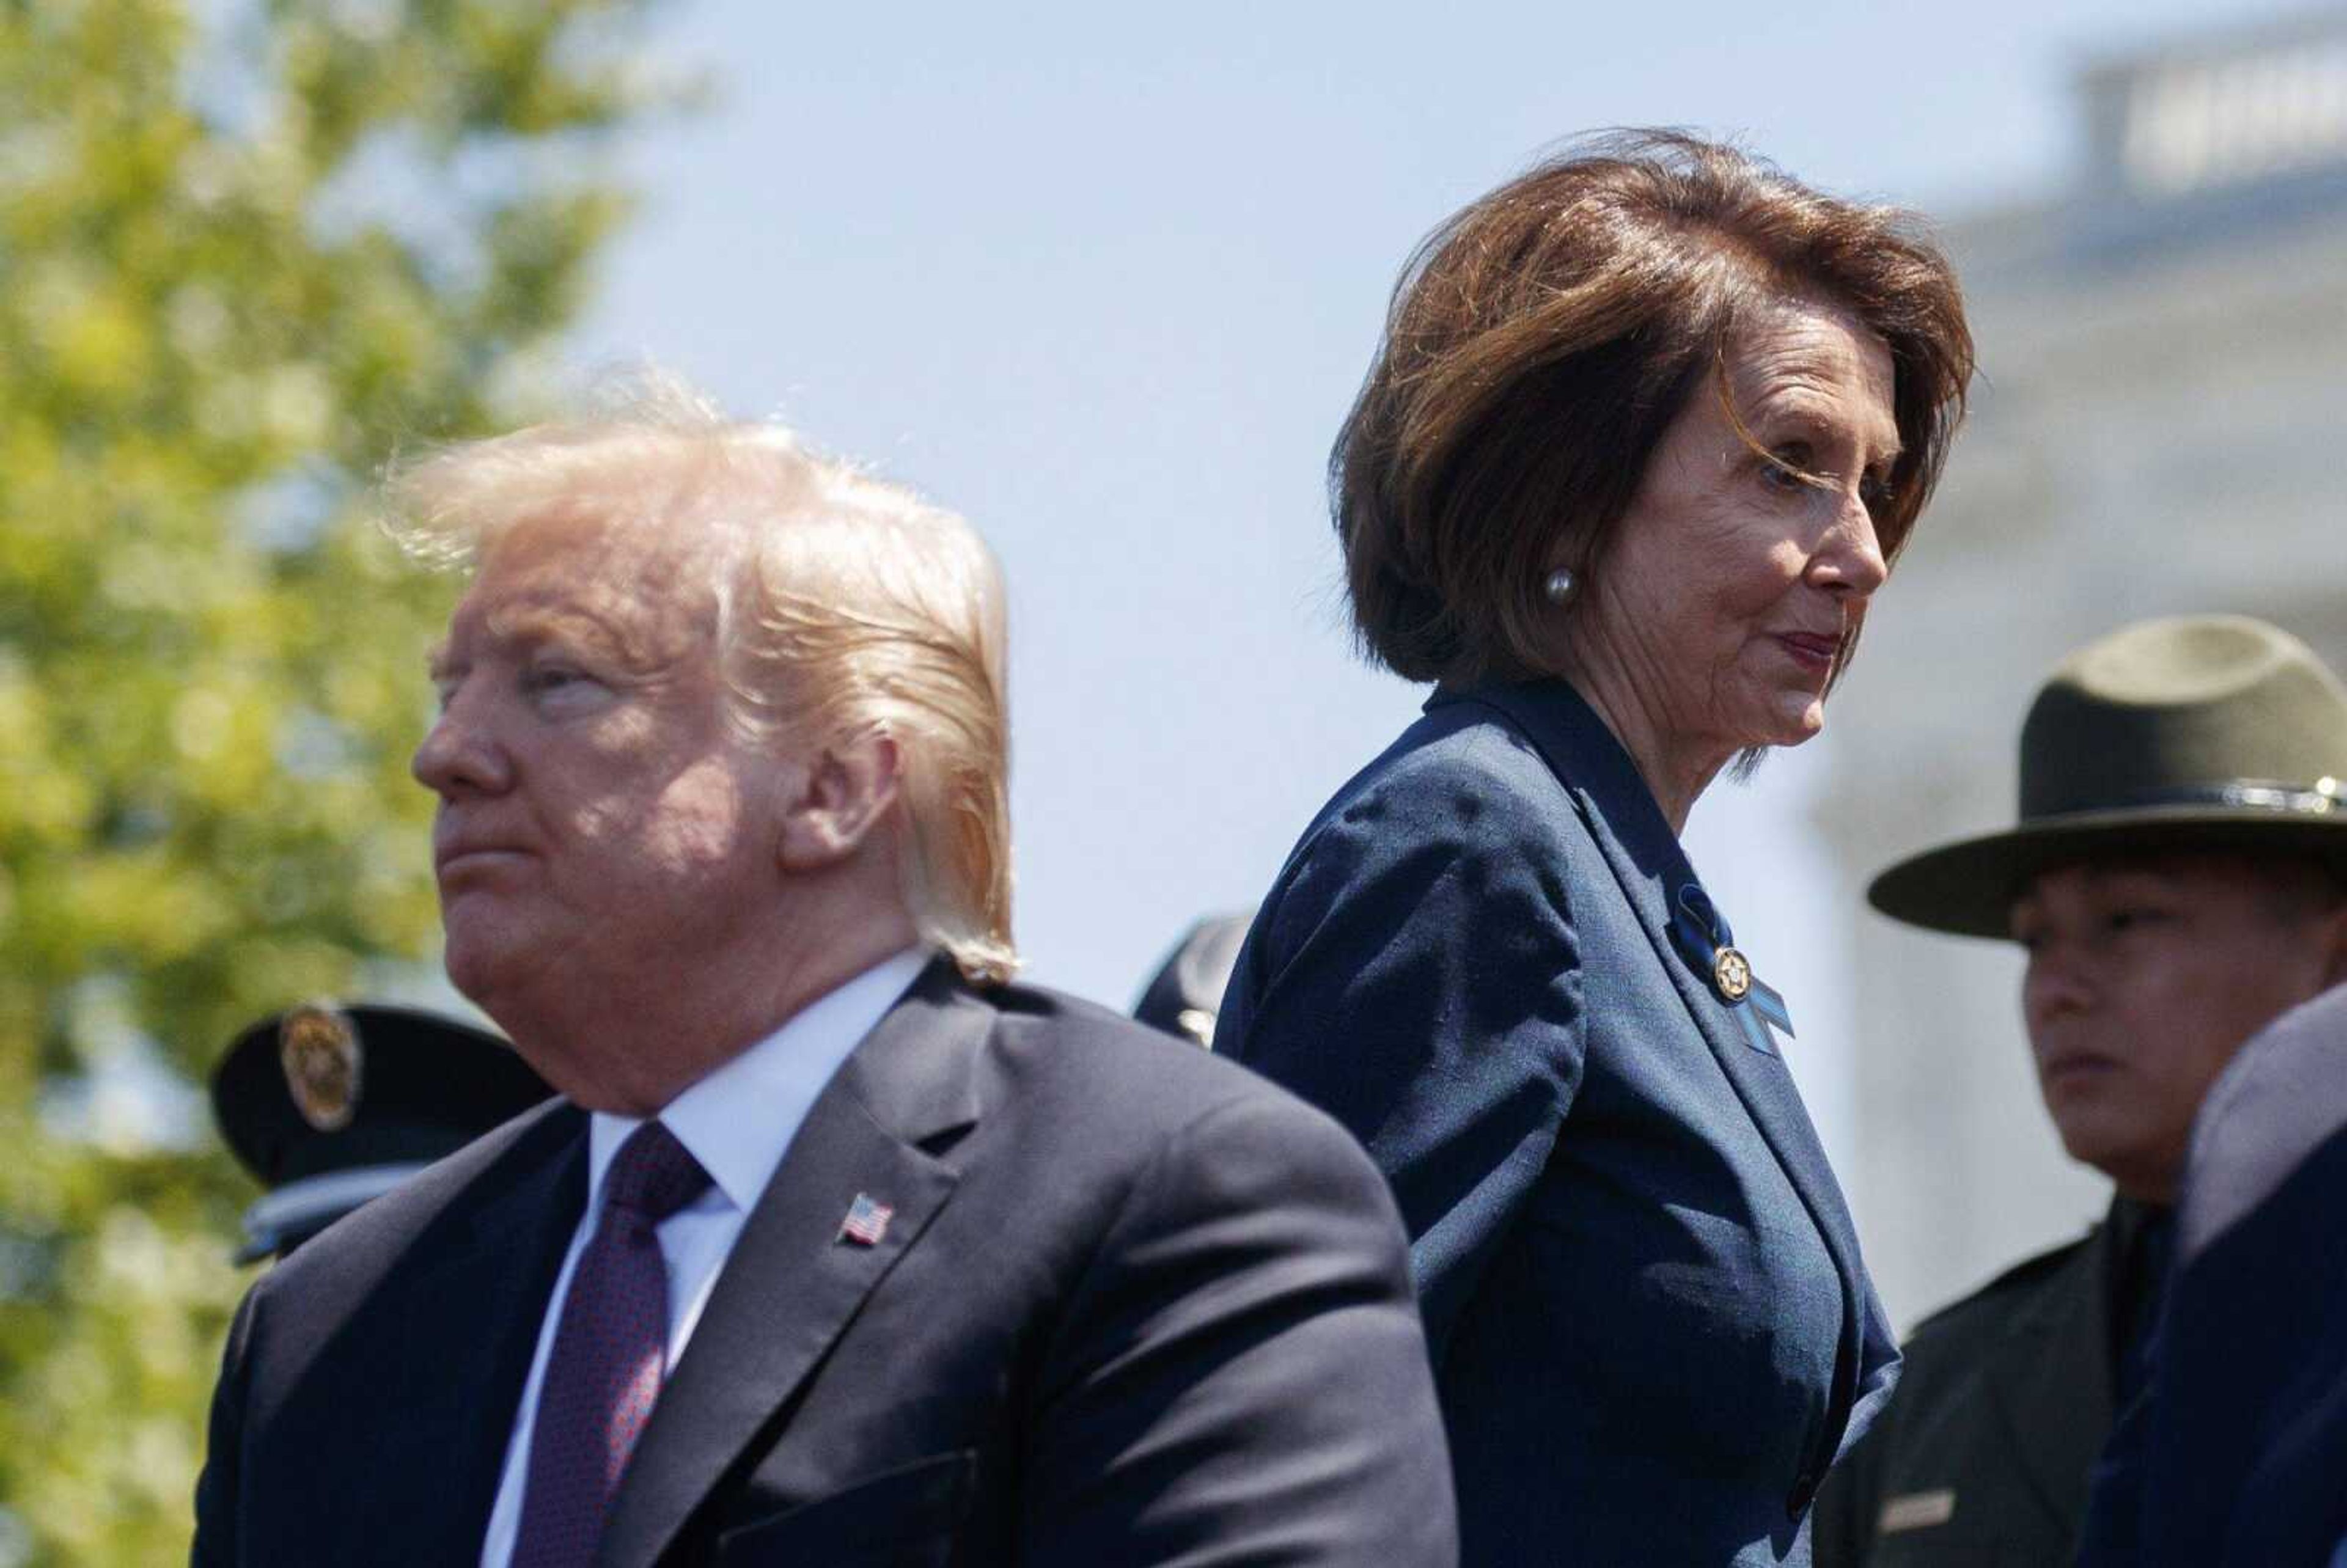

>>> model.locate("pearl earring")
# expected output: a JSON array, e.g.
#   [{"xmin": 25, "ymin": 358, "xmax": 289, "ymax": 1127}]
[{"xmin": 1543, "ymin": 566, "xmax": 1578, "ymax": 605}]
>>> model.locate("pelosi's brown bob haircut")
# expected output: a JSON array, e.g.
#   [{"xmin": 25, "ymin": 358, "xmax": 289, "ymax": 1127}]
[{"xmin": 1334, "ymin": 130, "xmax": 1975, "ymax": 685}]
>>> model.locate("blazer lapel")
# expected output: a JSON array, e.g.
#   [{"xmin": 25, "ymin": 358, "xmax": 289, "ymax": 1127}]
[
  {"xmin": 1984, "ymin": 1211, "xmax": 2120, "ymax": 1537},
  {"xmin": 372, "ymin": 1107, "xmax": 587, "ymax": 1561},
  {"xmin": 594, "ymin": 962, "xmax": 988, "ymax": 1568},
  {"xmin": 1448, "ymin": 683, "xmax": 1877, "ymax": 1391},
  {"xmin": 1572, "ymin": 758, "xmax": 1871, "ymax": 1299}
]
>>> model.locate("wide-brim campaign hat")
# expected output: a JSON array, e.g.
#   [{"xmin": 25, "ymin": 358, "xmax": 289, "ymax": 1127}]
[{"xmin": 1868, "ymin": 615, "xmax": 2347, "ymax": 939}]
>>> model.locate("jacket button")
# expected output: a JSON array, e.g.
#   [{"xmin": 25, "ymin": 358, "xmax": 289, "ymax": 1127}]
[{"xmin": 1787, "ymin": 1473, "xmax": 1818, "ymax": 1518}]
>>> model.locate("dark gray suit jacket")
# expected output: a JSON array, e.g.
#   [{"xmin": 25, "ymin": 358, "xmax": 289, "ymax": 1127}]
[
  {"xmin": 192, "ymin": 962, "xmax": 1458, "ymax": 1566},
  {"xmin": 1219, "ymin": 681, "xmax": 1898, "ymax": 1566}
]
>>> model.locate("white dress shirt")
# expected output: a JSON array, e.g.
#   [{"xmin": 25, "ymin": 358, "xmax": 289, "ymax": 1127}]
[{"xmin": 479, "ymin": 947, "xmax": 930, "ymax": 1567}]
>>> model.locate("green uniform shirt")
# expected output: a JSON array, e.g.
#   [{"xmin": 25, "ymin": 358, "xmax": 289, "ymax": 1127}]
[{"xmin": 1813, "ymin": 1200, "xmax": 2164, "ymax": 1567}]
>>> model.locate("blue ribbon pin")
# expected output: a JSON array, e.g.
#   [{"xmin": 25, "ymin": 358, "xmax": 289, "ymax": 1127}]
[{"xmin": 1671, "ymin": 884, "xmax": 1794, "ymax": 1055}]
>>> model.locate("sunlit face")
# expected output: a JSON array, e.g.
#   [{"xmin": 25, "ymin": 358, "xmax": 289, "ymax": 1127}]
[
  {"xmin": 411, "ymin": 511, "xmax": 787, "ymax": 1032},
  {"xmin": 1568, "ymin": 298, "xmax": 1900, "ymax": 771},
  {"xmin": 2012, "ymin": 854, "xmax": 2347, "ymax": 1201}
]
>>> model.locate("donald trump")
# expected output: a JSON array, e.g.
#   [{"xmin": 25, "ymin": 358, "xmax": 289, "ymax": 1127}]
[{"xmin": 192, "ymin": 381, "xmax": 1455, "ymax": 1566}]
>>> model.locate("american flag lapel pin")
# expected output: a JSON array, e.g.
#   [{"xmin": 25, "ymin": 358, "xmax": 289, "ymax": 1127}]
[{"xmin": 837, "ymin": 1192, "xmax": 894, "ymax": 1247}]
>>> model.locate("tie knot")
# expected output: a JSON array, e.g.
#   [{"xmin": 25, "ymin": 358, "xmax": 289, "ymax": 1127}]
[{"xmin": 603, "ymin": 1120, "xmax": 710, "ymax": 1224}]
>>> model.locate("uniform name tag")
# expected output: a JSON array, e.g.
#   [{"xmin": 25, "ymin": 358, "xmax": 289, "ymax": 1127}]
[{"xmin": 1878, "ymin": 1489, "xmax": 1956, "ymax": 1533}]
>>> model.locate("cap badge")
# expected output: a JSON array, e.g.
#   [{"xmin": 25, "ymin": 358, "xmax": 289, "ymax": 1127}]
[{"xmin": 279, "ymin": 1005, "xmax": 362, "ymax": 1132}]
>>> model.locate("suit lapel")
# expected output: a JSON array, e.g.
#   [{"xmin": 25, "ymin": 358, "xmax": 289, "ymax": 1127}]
[
  {"xmin": 1573, "ymin": 768, "xmax": 1871, "ymax": 1303},
  {"xmin": 593, "ymin": 962, "xmax": 987, "ymax": 1568},
  {"xmin": 1449, "ymin": 683, "xmax": 1875, "ymax": 1388},
  {"xmin": 372, "ymin": 1107, "xmax": 587, "ymax": 1561},
  {"xmin": 1983, "ymin": 1211, "xmax": 2120, "ymax": 1539}
]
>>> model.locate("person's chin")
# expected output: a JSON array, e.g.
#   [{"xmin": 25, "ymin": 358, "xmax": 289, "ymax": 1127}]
[
  {"xmin": 2048, "ymin": 1097, "xmax": 2153, "ymax": 1174},
  {"xmin": 1732, "ymin": 695, "xmax": 1826, "ymax": 752},
  {"xmin": 439, "ymin": 916, "xmax": 530, "ymax": 1008},
  {"xmin": 1772, "ymin": 712, "xmax": 1826, "ymax": 747}
]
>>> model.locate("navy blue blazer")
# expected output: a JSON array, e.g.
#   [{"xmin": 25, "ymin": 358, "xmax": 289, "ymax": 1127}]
[{"xmin": 1220, "ymin": 680, "xmax": 1899, "ymax": 1566}]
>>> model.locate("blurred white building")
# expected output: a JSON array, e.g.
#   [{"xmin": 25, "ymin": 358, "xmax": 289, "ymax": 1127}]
[{"xmin": 1825, "ymin": 4, "xmax": 2347, "ymax": 1325}]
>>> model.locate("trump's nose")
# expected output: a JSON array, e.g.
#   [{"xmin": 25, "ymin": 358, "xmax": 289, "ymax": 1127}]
[{"xmin": 412, "ymin": 682, "xmax": 514, "ymax": 799}]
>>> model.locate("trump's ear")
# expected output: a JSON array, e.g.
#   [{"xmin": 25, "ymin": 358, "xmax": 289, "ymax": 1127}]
[{"xmin": 777, "ymin": 730, "xmax": 903, "ymax": 872}]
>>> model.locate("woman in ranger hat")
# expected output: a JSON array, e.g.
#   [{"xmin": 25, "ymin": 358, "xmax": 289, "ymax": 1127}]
[{"xmin": 1814, "ymin": 612, "xmax": 2347, "ymax": 1568}]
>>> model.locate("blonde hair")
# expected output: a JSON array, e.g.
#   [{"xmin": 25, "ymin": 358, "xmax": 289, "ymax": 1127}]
[{"xmin": 383, "ymin": 375, "xmax": 1018, "ymax": 983}]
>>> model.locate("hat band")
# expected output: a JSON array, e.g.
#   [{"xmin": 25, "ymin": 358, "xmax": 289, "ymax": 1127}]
[{"xmin": 2038, "ymin": 777, "xmax": 2342, "ymax": 821}]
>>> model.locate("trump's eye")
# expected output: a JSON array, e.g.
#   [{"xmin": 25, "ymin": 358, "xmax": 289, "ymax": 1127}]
[{"xmin": 523, "ymin": 662, "xmax": 602, "ymax": 702}]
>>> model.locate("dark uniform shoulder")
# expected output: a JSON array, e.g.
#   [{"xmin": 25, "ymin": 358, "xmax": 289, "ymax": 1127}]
[{"xmin": 1904, "ymin": 1230, "xmax": 2097, "ymax": 1349}]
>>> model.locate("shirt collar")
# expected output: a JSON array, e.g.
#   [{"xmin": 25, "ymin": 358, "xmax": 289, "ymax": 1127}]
[{"xmin": 584, "ymin": 946, "xmax": 933, "ymax": 1215}]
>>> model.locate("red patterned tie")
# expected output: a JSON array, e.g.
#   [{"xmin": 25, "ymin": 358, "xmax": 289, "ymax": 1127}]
[{"xmin": 512, "ymin": 1120, "xmax": 710, "ymax": 1567}]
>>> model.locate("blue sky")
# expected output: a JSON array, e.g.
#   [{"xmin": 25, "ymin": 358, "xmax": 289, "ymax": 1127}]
[{"xmin": 557, "ymin": 0, "xmax": 2304, "ymax": 1162}]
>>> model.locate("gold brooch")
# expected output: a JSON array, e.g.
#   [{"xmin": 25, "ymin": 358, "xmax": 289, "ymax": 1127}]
[{"xmin": 1712, "ymin": 947, "xmax": 1754, "ymax": 1004}]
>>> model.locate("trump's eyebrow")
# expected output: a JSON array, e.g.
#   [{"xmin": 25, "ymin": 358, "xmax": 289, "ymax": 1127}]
[
  {"xmin": 490, "ymin": 602, "xmax": 660, "ymax": 667},
  {"xmin": 427, "ymin": 601, "xmax": 669, "ymax": 681}
]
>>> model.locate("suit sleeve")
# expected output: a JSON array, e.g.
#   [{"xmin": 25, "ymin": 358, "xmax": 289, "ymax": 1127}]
[
  {"xmin": 190, "ymin": 1284, "xmax": 259, "ymax": 1567},
  {"xmin": 1218, "ymin": 747, "xmax": 1586, "ymax": 1355},
  {"xmin": 1021, "ymin": 1091, "xmax": 1457, "ymax": 1566}
]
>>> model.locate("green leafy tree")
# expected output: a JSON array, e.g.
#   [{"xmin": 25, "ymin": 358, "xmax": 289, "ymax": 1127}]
[{"xmin": 0, "ymin": 2, "xmax": 676, "ymax": 1557}]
